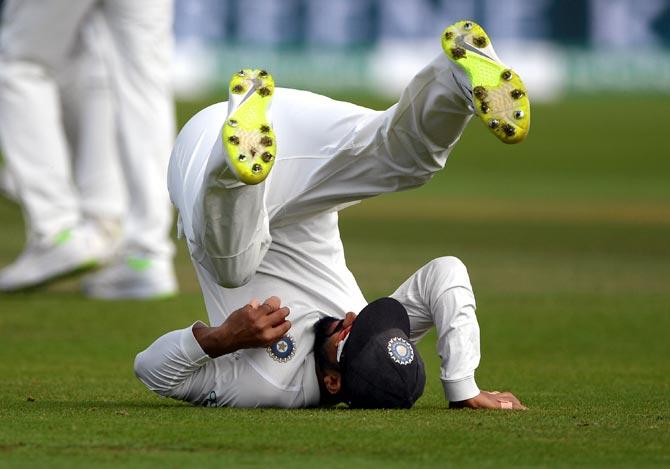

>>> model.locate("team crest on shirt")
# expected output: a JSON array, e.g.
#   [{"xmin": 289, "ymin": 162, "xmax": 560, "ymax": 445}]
[
  {"xmin": 387, "ymin": 337, "xmax": 414, "ymax": 365},
  {"xmin": 267, "ymin": 335, "xmax": 296, "ymax": 363}
]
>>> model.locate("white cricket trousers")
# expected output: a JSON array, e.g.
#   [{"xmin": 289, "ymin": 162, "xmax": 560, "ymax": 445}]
[
  {"xmin": 0, "ymin": 0, "xmax": 174, "ymax": 257},
  {"xmin": 58, "ymin": 12, "xmax": 124, "ymax": 225},
  {"xmin": 168, "ymin": 53, "xmax": 474, "ymax": 288}
]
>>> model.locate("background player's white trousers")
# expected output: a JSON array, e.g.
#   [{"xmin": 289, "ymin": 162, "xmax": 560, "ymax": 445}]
[
  {"xmin": 0, "ymin": 0, "xmax": 174, "ymax": 257},
  {"xmin": 58, "ymin": 13, "xmax": 124, "ymax": 225}
]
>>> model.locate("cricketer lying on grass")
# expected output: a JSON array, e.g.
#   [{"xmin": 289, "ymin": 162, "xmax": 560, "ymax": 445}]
[{"xmin": 135, "ymin": 21, "xmax": 528, "ymax": 410}]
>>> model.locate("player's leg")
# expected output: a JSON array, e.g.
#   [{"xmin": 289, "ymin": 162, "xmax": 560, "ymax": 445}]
[
  {"xmin": 171, "ymin": 21, "xmax": 530, "ymax": 292},
  {"xmin": 82, "ymin": 0, "xmax": 176, "ymax": 299},
  {"xmin": 264, "ymin": 21, "xmax": 530, "ymax": 225},
  {"xmin": 170, "ymin": 71, "xmax": 277, "ymax": 289},
  {"xmin": 170, "ymin": 49, "xmax": 481, "ymax": 290},
  {"xmin": 169, "ymin": 80, "xmax": 378, "ymax": 327},
  {"xmin": 0, "ymin": 0, "xmax": 107, "ymax": 291}
]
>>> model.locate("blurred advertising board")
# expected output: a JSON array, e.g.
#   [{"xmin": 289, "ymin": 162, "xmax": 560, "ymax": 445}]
[
  {"xmin": 172, "ymin": 0, "xmax": 670, "ymax": 100},
  {"xmin": 2, "ymin": 0, "xmax": 666, "ymax": 100}
]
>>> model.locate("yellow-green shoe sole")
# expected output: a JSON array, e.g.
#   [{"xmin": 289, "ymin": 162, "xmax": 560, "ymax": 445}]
[
  {"xmin": 442, "ymin": 20, "xmax": 530, "ymax": 144},
  {"xmin": 223, "ymin": 69, "xmax": 277, "ymax": 185}
]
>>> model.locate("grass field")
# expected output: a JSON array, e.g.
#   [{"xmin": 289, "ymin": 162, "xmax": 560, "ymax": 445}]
[{"xmin": 1, "ymin": 94, "xmax": 669, "ymax": 467}]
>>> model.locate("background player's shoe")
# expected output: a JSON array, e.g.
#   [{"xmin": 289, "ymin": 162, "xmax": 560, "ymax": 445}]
[
  {"xmin": 442, "ymin": 20, "xmax": 530, "ymax": 144},
  {"xmin": 81, "ymin": 255, "xmax": 177, "ymax": 300},
  {"xmin": 0, "ymin": 224, "xmax": 109, "ymax": 292},
  {"xmin": 222, "ymin": 69, "xmax": 277, "ymax": 185}
]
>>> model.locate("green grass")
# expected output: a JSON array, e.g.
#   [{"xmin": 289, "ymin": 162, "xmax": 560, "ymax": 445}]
[{"xmin": 1, "ymin": 95, "xmax": 669, "ymax": 467}]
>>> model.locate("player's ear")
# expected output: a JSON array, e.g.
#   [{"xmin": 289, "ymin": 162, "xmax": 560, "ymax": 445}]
[{"xmin": 322, "ymin": 370, "xmax": 341, "ymax": 395}]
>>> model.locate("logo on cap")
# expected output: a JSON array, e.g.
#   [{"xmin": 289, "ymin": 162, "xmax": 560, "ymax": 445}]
[
  {"xmin": 267, "ymin": 335, "xmax": 296, "ymax": 363},
  {"xmin": 387, "ymin": 337, "xmax": 414, "ymax": 365}
]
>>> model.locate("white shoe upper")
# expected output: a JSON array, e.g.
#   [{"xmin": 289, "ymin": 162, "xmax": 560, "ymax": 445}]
[
  {"xmin": 0, "ymin": 215, "xmax": 177, "ymax": 299},
  {"xmin": 0, "ymin": 223, "xmax": 111, "ymax": 291},
  {"xmin": 81, "ymin": 255, "xmax": 177, "ymax": 300}
]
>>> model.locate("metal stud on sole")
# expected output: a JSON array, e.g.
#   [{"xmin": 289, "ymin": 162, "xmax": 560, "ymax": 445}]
[
  {"xmin": 473, "ymin": 36, "xmax": 487, "ymax": 47},
  {"xmin": 451, "ymin": 47, "xmax": 466, "ymax": 59}
]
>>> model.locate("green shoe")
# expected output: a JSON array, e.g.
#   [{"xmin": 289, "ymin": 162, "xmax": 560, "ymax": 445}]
[
  {"xmin": 442, "ymin": 20, "xmax": 530, "ymax": 144},
  {"xmin": 222, "ymin": 69, "xmax": 277, "ymax": 184}
]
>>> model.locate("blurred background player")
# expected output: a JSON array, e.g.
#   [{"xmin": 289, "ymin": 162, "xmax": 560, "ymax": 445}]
[
  {"xmin": 0, "ymin": 9, "xmax": 125, "ymax": 289},
  {"xmin": 0, "ymin": 12, "xmax": 126, "ymax": 260},
  {"xmin": 0, "ymin": 0, "xmax": 176, "ymax": 298}
]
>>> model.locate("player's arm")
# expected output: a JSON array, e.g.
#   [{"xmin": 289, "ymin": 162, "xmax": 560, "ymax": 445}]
[
  {"xmin": 134, "ymin": 297, "xmax": 290, "ymax": 401},
  {"xmin": 191, "ymin": 296, "xmax": 291, "ymax": 357},
  {"xmin": 391, "ymin": 257, "xmax": 527, "ymax": 410}
]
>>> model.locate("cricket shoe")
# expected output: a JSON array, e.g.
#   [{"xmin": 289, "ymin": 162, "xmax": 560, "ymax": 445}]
[
  {"xmin": 82, "ymin": 255, "xmax": 177, "ymax": 300},
  {"xmin": 222, "ymin": 68, "xmax": 277, "ymax": 185},
  {"xmin": 442, "ymin": 20, "xmax": 530, "ymax": 144},
  {"xmin": 0, "ymin": 225, "xmax": 108, "ymax": 292}
]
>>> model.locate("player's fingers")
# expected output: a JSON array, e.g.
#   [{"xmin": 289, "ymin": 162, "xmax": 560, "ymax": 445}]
[
  {"xmin": 499, "ymin": 399, "xmax": 527, "ymax": 410},
  {"xmin": 497, "ymin": 392, "xmax": 521, "ymax": 405},
  {"xmin": 265, "ymin": 306, "xmax": 290, "ymax": 326},
  {"xmin": 499, "ymin": 400, "xmax": 514, "ymax": 410},
  {"xmin": 262, "ymin": 319, "xmax": 292, "ymax": 344},
  {"xmin": 254, "ymin": 297, "xmax": 280, "ymax": 318},
  {"xmin": 249, "ymin": 298, "xmax": 260, "ymax": 308},
  {"xmin": 272, "ymin": 319, "xmax": 292, "ymax": 338},
  {"xmin": 260, "ymin": 296, "xmax": 281, "ymax": 312}
]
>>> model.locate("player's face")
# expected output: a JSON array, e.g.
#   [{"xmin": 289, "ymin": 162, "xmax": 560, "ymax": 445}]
[
  {"xmin": 313, "ymin": 312, "xmax": 357, "ymax": 401},
  {"xmin": 322, "ymin": 312, "xmax": 357, "ymax": 364},
  {"xmin": 313, "ymin": 312, "xmax": 357, "ymax": 371}
]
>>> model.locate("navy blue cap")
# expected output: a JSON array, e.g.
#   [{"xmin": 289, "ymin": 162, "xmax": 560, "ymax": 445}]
[{"xmin": 340, "ymin": 297, "xmax": 426, "ymax": 408}]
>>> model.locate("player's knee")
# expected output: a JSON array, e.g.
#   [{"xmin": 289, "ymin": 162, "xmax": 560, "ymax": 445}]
[
  {"xmin": 216, "ymin": 274, "xmax": 252, "ymax": 289},
  {"xmin": 198, "ymin": 253, "xmax": 256, "ymax": 288},
  {"xmin": 211, "ymin": 261, "xmax": 254, "ymax": 289}
]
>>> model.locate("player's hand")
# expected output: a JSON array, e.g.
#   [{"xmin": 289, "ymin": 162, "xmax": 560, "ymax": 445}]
[
  {"xmin": 449, "ymin": 390, "xmax": 527, "ymax": 410},
  {"xmin": 193, "ymin": 296, "xmax": 291, "ymax": 358}
]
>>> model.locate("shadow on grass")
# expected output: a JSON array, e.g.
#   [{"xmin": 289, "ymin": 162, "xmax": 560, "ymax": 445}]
[
  {"xmin": 24, "ymin": 399, "xmax": 463, "ymax": 414},
  {"xmin": 29, "ymin": 399, "xmax": 190, "ymax": 410}
]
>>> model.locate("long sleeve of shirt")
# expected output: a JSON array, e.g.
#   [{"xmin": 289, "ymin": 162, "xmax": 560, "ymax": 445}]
[
  {"xmin": 391, "ymin": 256, "xmax": 481, "ymax": 402},
  {"xmin": 134, "ymin": 321, "xmax": 322, "ymax": 408},
  {"xmin": 134, "ymin": 322, "xmax": 216, "ymax": 403}
]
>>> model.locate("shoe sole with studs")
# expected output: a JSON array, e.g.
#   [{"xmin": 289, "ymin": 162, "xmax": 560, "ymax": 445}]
[
  {"xmin": 223, "ymin": 69, "xmax": 277, "ymax": 184},
  {"xmin": 442, "ymin": 20, "xmax": 530, "ymax": 144}
]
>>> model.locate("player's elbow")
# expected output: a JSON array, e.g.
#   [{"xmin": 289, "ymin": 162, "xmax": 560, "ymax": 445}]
[
  {"xmin": 196, "ymin": 253, "xmax": 255, "ymax": 288},
  {"xmin": 133, "ymin": 351, "xmax": 155, "ymax": 389},
  {"xmin": 430, "ymin": 256, "xmax": 467, "ymax": 276},
  {"xmin": 425, "ymin": 256, "xmax": 472, "ymax": 290},
  {"xmin": 133, "ymin": 351, "xmax": 175, "ymax": 397}
]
